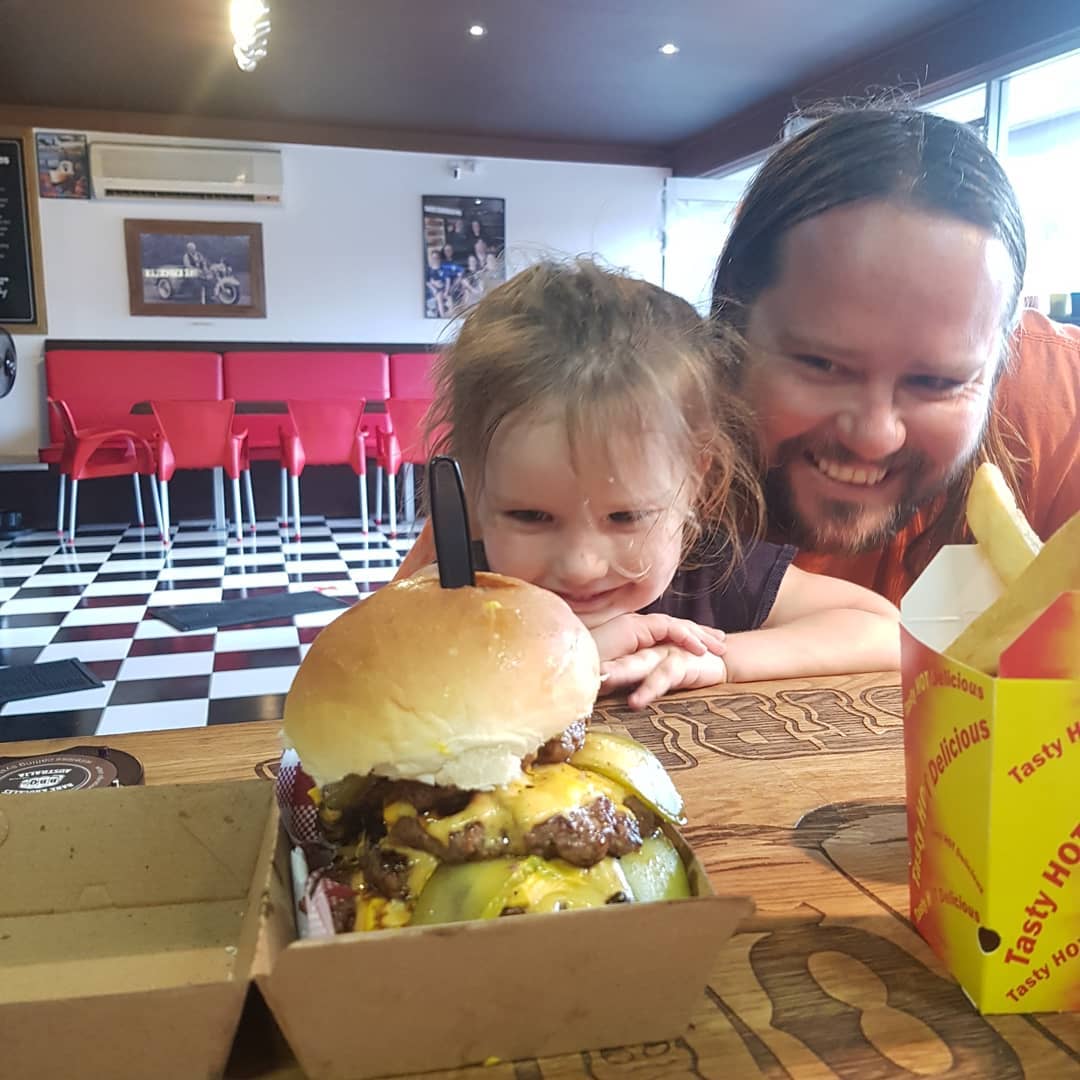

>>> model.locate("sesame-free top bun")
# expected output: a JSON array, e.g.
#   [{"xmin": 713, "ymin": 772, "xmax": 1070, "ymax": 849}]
[{"xmin": 283, "ymin": 571, "xmax": 601, "ymax": 790}]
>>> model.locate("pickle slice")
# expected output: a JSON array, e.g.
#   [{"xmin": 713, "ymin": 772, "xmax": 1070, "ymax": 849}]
[
  {"xmin": 617, "ymin": 833, "xmax": 691, "ymax": 902},
  {"xmin": 412, "ymin": 856, "xmax": 633, "ymax": 926},
  {"xmin": 570, "ymin": 731, "xmax": 685, "ymax": 825}
]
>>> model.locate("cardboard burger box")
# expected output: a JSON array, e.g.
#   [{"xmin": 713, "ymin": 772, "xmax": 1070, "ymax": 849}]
[
  {"xmin": 253, "ymin": 814, "xmax": 749, "ymax": 1080},
  {"xmin": 0, "ymin": 776, "xmax": 750, "ymax": 1079},
  {"xmin": 0, "ymin": 779, "xmax": 277, "ymax": 1080},
  {"xmin": 901, "ymin": 544, "xmax": 1079, "ymax": 1014}
]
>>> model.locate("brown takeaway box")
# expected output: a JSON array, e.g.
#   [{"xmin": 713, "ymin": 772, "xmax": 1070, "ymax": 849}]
[
  {"xmin": 0, "ymin": 779, "xmax": 752, "ymax": 1080},
  {"xmin": 0, "ymin": 779, "xmax": 276, "ymax": 1080},
  {"xmin": 252, "ymin": 820, "xmax": 751, "ymax": 1079}
]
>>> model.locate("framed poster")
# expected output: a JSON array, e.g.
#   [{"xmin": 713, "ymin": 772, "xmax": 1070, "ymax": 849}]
[
  {"xmin": 0, "ymin": 132, "xmax": 47, "ymax": 333},
  {"xmin": 422, "ymin": 195, "xmax": 505, "ymax": 318},
  {"xmin": 124, "ymin": 219, "xmax": 266, "ymax": 318},
  {"xmin": 36, "ymin": 132, "xmax": 91, "ymax": 199}
]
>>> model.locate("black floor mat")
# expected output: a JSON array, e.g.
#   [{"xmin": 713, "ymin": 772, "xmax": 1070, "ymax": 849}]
[
  {"xmin": 0, "ymin": 659, "xmax": 105, "ymax": 705},
  {"xmin": 153, "ymin": 591, "xmax": 351, "ymax": 632}
]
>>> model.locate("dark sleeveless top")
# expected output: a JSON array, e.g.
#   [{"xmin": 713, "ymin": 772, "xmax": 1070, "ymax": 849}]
[{"xmin": 471, "ymin": 540, "xmax": 796, "ymax": 632}]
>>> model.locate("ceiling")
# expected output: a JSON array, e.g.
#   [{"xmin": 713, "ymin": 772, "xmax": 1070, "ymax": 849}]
[{"xmin": 0, "ymin": 0, "xmax": 981, "ymax": 157}]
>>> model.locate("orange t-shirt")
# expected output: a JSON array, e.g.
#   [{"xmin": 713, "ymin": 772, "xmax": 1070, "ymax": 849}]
[{"xmin": 394, "ymin": 311, "xmax": 1080, "ymax": 602}]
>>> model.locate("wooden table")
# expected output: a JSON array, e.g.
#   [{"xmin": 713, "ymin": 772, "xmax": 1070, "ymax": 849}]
[{"xmin": 6, "ymin": 672, "xmax": 1078, "ymax": 1078}]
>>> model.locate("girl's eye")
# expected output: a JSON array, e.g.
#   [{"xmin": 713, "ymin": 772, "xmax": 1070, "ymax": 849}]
[
  {"xmin": 505, "ymin": 510, "xmax": 551, "ymax": 524},
  {"xmin": 792, "ymin": 354, "xmax": 837, "ymax": 375},
  {"xmin": 608, "ymin": 510, "xmax": 653, "ymax": 525}
]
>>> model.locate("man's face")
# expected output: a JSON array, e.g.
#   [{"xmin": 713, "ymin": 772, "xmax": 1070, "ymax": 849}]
[{"xmin": 743, "ymin": 201, "xmax": 1014, "ymax": 554}]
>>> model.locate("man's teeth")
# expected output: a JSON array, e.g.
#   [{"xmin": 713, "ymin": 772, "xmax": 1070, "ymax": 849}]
[{"xmin": 812, "ymin": 456, "xmax": 888, "ymax": 486}]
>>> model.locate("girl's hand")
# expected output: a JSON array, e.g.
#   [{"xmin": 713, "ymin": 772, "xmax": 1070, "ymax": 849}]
[
  {"xmin": 591, "ymin": 613, "xmax": 726, "ymax": 665},
  {"xmin": 600, "ymin": 646, "xmax": 728, "ymax": 710}
]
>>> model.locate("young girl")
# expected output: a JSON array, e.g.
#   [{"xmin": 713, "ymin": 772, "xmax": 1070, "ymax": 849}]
[{"xmin": 409, "ymin": 259, "xmax": 899, "ymax": 708}]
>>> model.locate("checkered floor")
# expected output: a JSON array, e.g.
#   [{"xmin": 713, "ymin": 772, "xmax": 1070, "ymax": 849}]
[{"xmin": 0, "ymin": 516, "xmax": 424, "ymax": 744}]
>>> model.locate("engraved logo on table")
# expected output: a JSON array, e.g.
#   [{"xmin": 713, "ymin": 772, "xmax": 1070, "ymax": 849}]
[
  {"xmin": 594, "ymin": 684, "xmax": 903, "ymax": 765},
  {"xmin": 686, "ymin": 805, "xmax": 1037, "ymax": 1078}
]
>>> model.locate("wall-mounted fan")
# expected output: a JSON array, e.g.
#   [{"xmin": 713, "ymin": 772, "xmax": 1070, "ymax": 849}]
[
  {"xmin": 0, "ymin": 327, "xmax": 15, "ymax": 399},
  {"xmin": 0, "ymin": 327, "xmax": 25, "ymax": 539}
]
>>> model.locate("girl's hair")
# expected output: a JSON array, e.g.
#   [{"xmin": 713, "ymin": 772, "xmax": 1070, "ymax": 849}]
[
  {"xmin": 428, "ymin": 258, "xmax": 764, "ymax": 569},
  {"xmin": 710, "ymin": 105, "xmax": 1029, "ymax": 576}
]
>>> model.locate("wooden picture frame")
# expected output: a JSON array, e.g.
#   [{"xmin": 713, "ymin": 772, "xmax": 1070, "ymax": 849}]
[
  {"xmin": 0, "ymin": 129, "xmax": 48, "ymax": 334},
  {"xmin": 124, "ymin": 219, "xmax": 266, "ymax": 318}
]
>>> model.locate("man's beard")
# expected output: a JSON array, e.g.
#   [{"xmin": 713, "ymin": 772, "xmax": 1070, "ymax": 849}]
[{"xmin": 765, "ymin": 438, "xmax": 974, "ymax": 556}]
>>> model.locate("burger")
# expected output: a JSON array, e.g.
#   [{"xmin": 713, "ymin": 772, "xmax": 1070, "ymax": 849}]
[{"xmin": 283, "ymin": 571, "xmax": 692, "ymax": 933}]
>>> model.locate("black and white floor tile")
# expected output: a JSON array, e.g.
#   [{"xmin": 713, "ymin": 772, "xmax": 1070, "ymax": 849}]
[{"xmin": 0, "ymin": 516, "xmax": 424, "ymax": 744}]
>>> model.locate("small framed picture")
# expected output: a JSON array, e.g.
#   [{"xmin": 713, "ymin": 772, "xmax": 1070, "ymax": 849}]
[
  {"xmin": 124, "ymin": 219, "xmax": 266, "ymax": 318},
  {"xmin": 36, "ymin": 132, "xmax": 90, "ymax": 199},
  {"xmin": 422, "ymin": 195, "xmax": 505, "ymax": 319}
]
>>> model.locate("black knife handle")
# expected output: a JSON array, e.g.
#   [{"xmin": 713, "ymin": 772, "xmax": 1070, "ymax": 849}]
[{"xmin": 428, "ymin": 455, "xmax": 476, "ymax": 589}]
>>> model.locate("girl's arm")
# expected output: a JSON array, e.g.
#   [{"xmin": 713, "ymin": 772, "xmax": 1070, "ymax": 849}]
[{"xmin": 721, "ymin": 564, "xmax": 900, "ymax": 682}]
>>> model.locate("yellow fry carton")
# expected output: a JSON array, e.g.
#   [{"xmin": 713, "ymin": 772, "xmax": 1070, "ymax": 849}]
[{"xmin": 901, "ymin": 545, "xmax": 1079, "ymax": 1014}]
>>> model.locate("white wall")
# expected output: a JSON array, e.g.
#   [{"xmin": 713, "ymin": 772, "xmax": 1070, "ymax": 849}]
[{"xmin": 3, "ymin": 133, "xmax": 667, "ymax": 455}]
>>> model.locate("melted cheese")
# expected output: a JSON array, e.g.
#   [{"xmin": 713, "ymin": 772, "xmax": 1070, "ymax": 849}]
[
  {"xmin": 351, "ymin": 846, "xmax": 439, "ymax": 931},
  {"xmin": 395, "ymin": 763, "xmax": 629, "ymax": 852}
]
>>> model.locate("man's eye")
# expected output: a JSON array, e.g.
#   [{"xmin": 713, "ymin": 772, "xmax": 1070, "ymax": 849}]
[
  {"xmin": 906, "ymin": 374, "xmax": 965, "ymax": 394},
  {"xmin": 792, "ymin": 354, "xmax": 837, "ymax": 374},
  {"xmin": 506, "ymin": 510, "xmax": 550, "ymax": 524}
]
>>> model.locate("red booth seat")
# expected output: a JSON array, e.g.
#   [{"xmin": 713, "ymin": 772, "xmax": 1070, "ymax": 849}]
[
  {"xmin": 389, "ymin": 352, "xmax": 438, "ymax": 399},
  {"xmin": 41, "ymin": 349, "xmax": 224, "ymax": 462},
  {"xmin": 222, "ymin": 350, "xmax": 390, "ymax": 458}
]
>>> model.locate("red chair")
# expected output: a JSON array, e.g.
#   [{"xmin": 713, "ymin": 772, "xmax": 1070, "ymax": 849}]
[
  {"xmin": 377, "ymin": 398, "xmax": 446, "ymax": 534},
  {"xmin": 49, "ymin": 398, "xmax": 161, "ymax": 541},
  {"xmin": 151, "ymin": 400, "xmax": 255, "ymax": 544},
  {"xmin": 279, "ymin": 400, "xmax": 368, "ymax": 538}
]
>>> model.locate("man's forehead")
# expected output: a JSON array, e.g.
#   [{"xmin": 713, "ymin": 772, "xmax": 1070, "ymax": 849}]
[{"xmin": 754, "ymin": 202, "xmax": 1013, "ymax": 363}]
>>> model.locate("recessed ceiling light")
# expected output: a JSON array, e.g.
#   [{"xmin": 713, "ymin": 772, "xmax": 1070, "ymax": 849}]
[
  {"xmin": 468, "ymin": 23, "xmax": 486, "ymax": 38},
  {"xmin": 659, "ymin": 42, "xmax": 680, "ymax": 56}
]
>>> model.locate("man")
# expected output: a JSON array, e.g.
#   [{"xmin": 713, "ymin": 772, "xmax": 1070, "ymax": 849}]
[
  {"xmin": 711, "ymin": 108, "xmax": 1079, "ymax": 602},
  {"xmin": 395, "ymin": 109, "xmax": 1079, "ymax": 604},
  {"xmin": 448, "ymin": 218, "xmax": 474, "ymax": 263}
]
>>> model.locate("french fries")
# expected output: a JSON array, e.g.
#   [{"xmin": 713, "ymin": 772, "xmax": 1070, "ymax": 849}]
[
  {"xmin": 966, "ymin": 462, "xmax": 1043, "ymax": 586},
  {"xmin": 945, "ymin": 509, "xmax": 1080, "ymax": 675}
]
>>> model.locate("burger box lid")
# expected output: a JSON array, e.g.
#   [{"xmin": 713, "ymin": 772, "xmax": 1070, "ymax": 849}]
[
  {"xmin": 0, "ymin": 779, "xmax": 277, "ymax": 1080},
  {"xmin": 250, "ymin": 814, "xmax": 753, "ymax": 1080}
]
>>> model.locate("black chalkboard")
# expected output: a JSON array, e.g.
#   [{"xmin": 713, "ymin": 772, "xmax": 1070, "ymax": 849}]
[{"xmin": 0, "ymin": 137, "xmax": 39, "ymax": 326}]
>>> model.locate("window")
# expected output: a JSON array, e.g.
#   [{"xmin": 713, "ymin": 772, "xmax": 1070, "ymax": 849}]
[
  {"xmin": 919, "ymin": 84, "xmax": 988, "ymax": 137},
  {"xmin": 998, "ymin": 48, "xmax": 1080, "ymax": 302},
  {"xmin": 662, "ymin": 157, "xmax": 765, "ymax": 313}
]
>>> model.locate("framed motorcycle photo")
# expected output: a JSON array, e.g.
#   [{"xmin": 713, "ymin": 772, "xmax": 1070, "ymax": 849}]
[{"xmin": 123, "ymin": 219, "xmax": 266, "ymax": 318}]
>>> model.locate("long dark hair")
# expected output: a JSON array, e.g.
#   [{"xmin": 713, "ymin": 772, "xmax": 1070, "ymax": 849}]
[{"xmin": 711, "ymin": 106, "xmax": 1029, "ymax": 573}]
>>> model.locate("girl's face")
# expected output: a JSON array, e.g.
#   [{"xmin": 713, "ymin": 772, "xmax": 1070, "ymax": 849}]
[{"xmin": 476, "ymin": 408, "xmax": 693, "ymax": 628}]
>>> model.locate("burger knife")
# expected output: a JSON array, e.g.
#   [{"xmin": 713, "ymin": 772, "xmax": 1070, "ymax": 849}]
[{"xmin": 428, "ymin": 455, "xmax": 476, "ymax": 589}]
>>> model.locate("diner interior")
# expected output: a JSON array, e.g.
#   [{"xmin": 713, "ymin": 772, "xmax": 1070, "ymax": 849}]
[
  {"xmin": 1, "ymin": 3, "xmax": 1079, "ymax": 1079},
  {"xmin": 2, "ymin": 0, "xmax": 1076, "ymax": 744}
]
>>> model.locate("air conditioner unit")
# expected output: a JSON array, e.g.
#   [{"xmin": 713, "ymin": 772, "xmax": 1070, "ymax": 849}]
[{"xmin": 90, "ymin": 142, "xmax": 283, "ymax": 203}]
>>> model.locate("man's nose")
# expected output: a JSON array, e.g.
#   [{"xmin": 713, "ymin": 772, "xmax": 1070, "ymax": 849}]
[{"xmin": 834, "ymin": 391, "xmax": 907, "ymax": 461}]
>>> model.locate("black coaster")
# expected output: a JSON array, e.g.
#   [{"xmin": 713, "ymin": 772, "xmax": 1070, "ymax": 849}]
[{"xmin": 0, "ymin": 745, "xmax": 143, "ymax": 792}]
